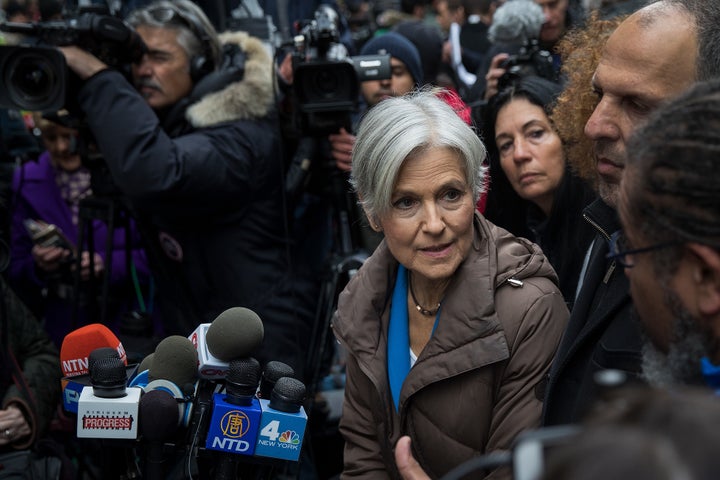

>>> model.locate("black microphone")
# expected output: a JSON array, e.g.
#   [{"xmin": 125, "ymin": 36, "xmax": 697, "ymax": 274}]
[
  {"xmin": 77, "ymin": 356, "xmax": 143, "ymax": 480},
  {"xmin": 254, "ymin": 377, "xmax": 308, "ymax": 462},
  {"xmin": 259, "ymin": 361, "xmax": 295, "ymax": 400},
  {"xmin": 90, "ymin": 356, "xmax": 128, "ymax": 399},
  {"xmin": 139, "ymin": 389, "xmax": 180, "ymax": 480},
  {"xmin": 206, "ymin": 358, "xmax": 263, "ymax": 480}
]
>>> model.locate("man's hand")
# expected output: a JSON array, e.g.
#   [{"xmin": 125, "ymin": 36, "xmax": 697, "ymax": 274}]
[
  {"xmin": 328, "ymin": 127, "xmax": 356, "ymax": 172},
  {"xmin": 58, "ymin": 46, "xmax": 109, "ymax": 80},
  {"xmin": 395, "ymin": 436, "xmax": 431, "ymax": 480},
  {"xmin": 278, "ymin": 52, "xmax": 294, "ymax": 85},
  {"xmin": 484, "ymin": 53, "xmax": 510, "ymax": 101},
  {"xmin": 0, "ymin": 405, "xmax": 31, "ymax": 446}
]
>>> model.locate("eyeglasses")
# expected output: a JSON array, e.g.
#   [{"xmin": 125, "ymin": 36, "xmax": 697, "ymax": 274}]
[{"xmin": 606, "ymin": 231, "xmax": 682, "ymax": 268}]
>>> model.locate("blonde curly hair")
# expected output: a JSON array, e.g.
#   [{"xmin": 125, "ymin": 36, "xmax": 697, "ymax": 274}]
[{"xmin": 551, "ymin": 12, "xmax": 626, "ymax": 186}]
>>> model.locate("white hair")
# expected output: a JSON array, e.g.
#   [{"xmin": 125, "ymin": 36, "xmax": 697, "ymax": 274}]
[
  {"xmin": 488, "ymin": 0, "xmax": 545, "ymax": 44},
  {"xmin": 350, "ymin": 89, "xmax": 487, "ymax": 222}
]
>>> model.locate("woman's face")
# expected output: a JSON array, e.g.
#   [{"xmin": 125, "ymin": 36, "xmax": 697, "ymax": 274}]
[
  {"xmin": 377, "ymin": 146, "xmax": 475, "ymax": 283},
  {"xmin": 42, "ymin": 124, "xmax": 81, "ymax": 172},
  {"xmin": 494, "ymin": 97, "xmax": 565, "ymax": 215}
]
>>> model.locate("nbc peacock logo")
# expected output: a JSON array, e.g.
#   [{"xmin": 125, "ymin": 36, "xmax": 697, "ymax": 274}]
[{"xmin": 278, "ymin": 430, "xmax": 300, "ymax": 445}]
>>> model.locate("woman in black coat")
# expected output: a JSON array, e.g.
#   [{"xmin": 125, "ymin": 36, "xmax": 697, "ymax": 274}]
[{"xmin": 483, "ymin": 76, "xmax": 596, "ymax": 308}]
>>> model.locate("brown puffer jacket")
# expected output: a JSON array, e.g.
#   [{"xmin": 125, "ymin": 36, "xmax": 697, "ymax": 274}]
[{"xmin": 333, "ymin": 214, "xmax": 569, "ymax": 479}]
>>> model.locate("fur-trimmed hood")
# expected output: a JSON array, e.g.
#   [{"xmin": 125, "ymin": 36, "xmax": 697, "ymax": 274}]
[{"xmin": 185, "ymin": 31, "xmax": 274, "ymax": 127}]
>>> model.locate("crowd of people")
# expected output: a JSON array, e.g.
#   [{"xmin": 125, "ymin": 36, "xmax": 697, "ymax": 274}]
[{"xmin": 2, "ymin": 0, "xmax": 720, "ymax": 478}]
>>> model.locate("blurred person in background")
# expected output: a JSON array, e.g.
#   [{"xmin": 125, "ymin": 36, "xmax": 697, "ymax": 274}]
[{"xmin": 9, "ymin": 113, "xmax": 154, "ymax": 348}]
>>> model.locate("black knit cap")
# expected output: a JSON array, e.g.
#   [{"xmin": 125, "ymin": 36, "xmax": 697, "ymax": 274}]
[{"xmin": 360, "ymin": 32, "xmax": 423, "ymax": 87}]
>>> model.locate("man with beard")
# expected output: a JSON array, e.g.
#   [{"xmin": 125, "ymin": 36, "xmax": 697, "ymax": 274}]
[
  {"xmin": 541, "ymin": 0, "xmax": 720, "ymax": 426},
  {"xmin": 616, "ymin": 79, "xmax": 720, "ymax": 389},
  {"xmin": 393, "ymin": 2, "xmax": 720, "ymax": 477}
]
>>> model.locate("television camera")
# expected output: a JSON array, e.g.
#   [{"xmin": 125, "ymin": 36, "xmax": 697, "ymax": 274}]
[
  {"xmin": 290, "ymin": 5, "xmax": 390, "ymax": 136},
  {"xmin": 497, "ymin": 39, "xmax": 556, "ymax": 92},
  {"xmin": 0, "ymin": 12, "xmax": 146, "ymax": 112}
]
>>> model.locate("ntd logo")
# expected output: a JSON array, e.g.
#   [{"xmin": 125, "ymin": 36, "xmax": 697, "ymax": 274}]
[
  {"xmin": 205, "ymin": 393, "xmax": 262, "ymax": 456},
  {"xmin": 220, "ymin": 410, "xmax": 251, "ymax": 438}
]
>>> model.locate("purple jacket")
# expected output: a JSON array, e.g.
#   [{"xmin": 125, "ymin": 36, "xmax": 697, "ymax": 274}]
[{"xmin": 9, "ymin": 152, "xmax": 152, "ymax": 344}]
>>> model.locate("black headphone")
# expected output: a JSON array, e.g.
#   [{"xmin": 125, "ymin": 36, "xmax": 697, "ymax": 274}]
[{"xmin": 147, "ymin": 2, "xmax": 217, "ymax": 82}]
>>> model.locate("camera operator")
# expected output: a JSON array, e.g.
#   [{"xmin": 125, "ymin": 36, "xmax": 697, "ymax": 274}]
[
  {"xmin": 57, "ymin": 0, "xmax": 313, "ymax": 377},
  {"xmin": 328, "ymin": 32, "xmax": 423, "ymax": 173},
  {"xmin": 473, "ymin": 0, "xmax": 563, "ymax": 103}
]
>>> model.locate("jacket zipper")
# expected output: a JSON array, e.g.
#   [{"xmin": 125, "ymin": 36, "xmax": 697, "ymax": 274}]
[{"xmin": 582, "ymin": 212, "xmax": 617, "ymax": 284}]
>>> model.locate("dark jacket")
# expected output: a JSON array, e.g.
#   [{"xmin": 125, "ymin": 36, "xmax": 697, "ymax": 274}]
[
  {"xmin": 0, "ymin": 277, "xmax": 61, "ymax": 450},
  {"xmin": 485, "ymin": 166, "xmax": 596, "ymax": 308},
  {"xmin": 334, "ymin": 214, "xmax": 569, "ymax": 479},
  {"xmin": 76, "ymin": 32, "xmax": 311, "ymax": 374},
  {"xmin": 542, "ymin": 198, "xmax": 644, "ymax": 426}
]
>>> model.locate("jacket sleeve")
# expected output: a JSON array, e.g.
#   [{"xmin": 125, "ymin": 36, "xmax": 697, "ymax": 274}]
[
  {"xmin": 76, "ymin": 70, "xmax": 257, "ymax": 206},
  {"xmin": 339, "ymin": 354, "xmax": 392, "ymax": 480},
  {"xmin": 485, "ymin": 280, "xmax": 569, "ymax": 452},
  {"xmin": 2, "ymin": 280, "xmax": 61, "ymax": 448}
]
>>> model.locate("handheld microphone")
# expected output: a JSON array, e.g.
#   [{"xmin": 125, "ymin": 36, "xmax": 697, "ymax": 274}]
[
  {"xmin": 259, "ymin": 361, "xmax": 295, "ymax": 400},
  {"xmin": 145, "ymin": 335, "xmax": 199, "ymax": 428},
  {"xmin": 139, "ymin": 389, "xmax": 180, "ymax": 480},
  {"xmin": 190, "ymin": 307, "xmax": 264, "ymax": 379},
  {"xmin": 205, "ymin": 358, "xmax": 263, "ymax": 456},
  {"xmin": 60, "ymin": 324, "xmax": 128, "ymax": 413},
  {"xmin": 488, "ymin": 0, "xmax": 544, "ymax": 45},
  {"xmin": 77, "ymin": 357, "xmax": 142, "ymax": 439},
  {"xmin": 255, "ymin": 377, "xmax": 308, "ymax": 462}
]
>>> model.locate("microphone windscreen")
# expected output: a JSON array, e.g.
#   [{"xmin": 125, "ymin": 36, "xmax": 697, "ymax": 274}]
[
  {"xmin": 60, "ymin": 323, "xmax": 127, "ymax": 377},
  {"xmin": 260, "ymin": 361, "xmax": 295, "ymax": 399},
  {"xmin": 139, "ymin": 390, "xmax": 180, "ymax": 441},
  {"xmin": 148, "ymin": 336, "xmax": 198, "ymax": 387},
  {"xmin": 269, "ymin": 377, "xmax": 306, "ymax": 413},
  {"xmin": 206, "ymin": 307, "xmax": 264, "ymax": 361},
  {"xmin": 138, "ymin": 352, "xmax": 154, "ymax": 374},
  {"xmin": 227, "ymin": 357, "xmax": 261, "ymax": 398},
  {"xmin": 91, "ymin": 357, "xmax": 128, "ymax": 398},
  {"xmin": 488, "ymin": 0, "xmax": 545, "ymax": 45}
]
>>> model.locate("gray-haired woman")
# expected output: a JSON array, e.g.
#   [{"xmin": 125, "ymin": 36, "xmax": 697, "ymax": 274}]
[{"xmin": 333, "ymin": 90, "xmax": 569, "ymax": 479}]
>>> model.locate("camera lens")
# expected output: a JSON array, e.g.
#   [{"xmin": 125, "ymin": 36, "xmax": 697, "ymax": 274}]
[
  {"xmin": 314, "ymin": 70, "xmax": 340, "ymax": 98},
  {"xmin": 2, "ymin": 48, "xmax": 65, "ymax": 110}
]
